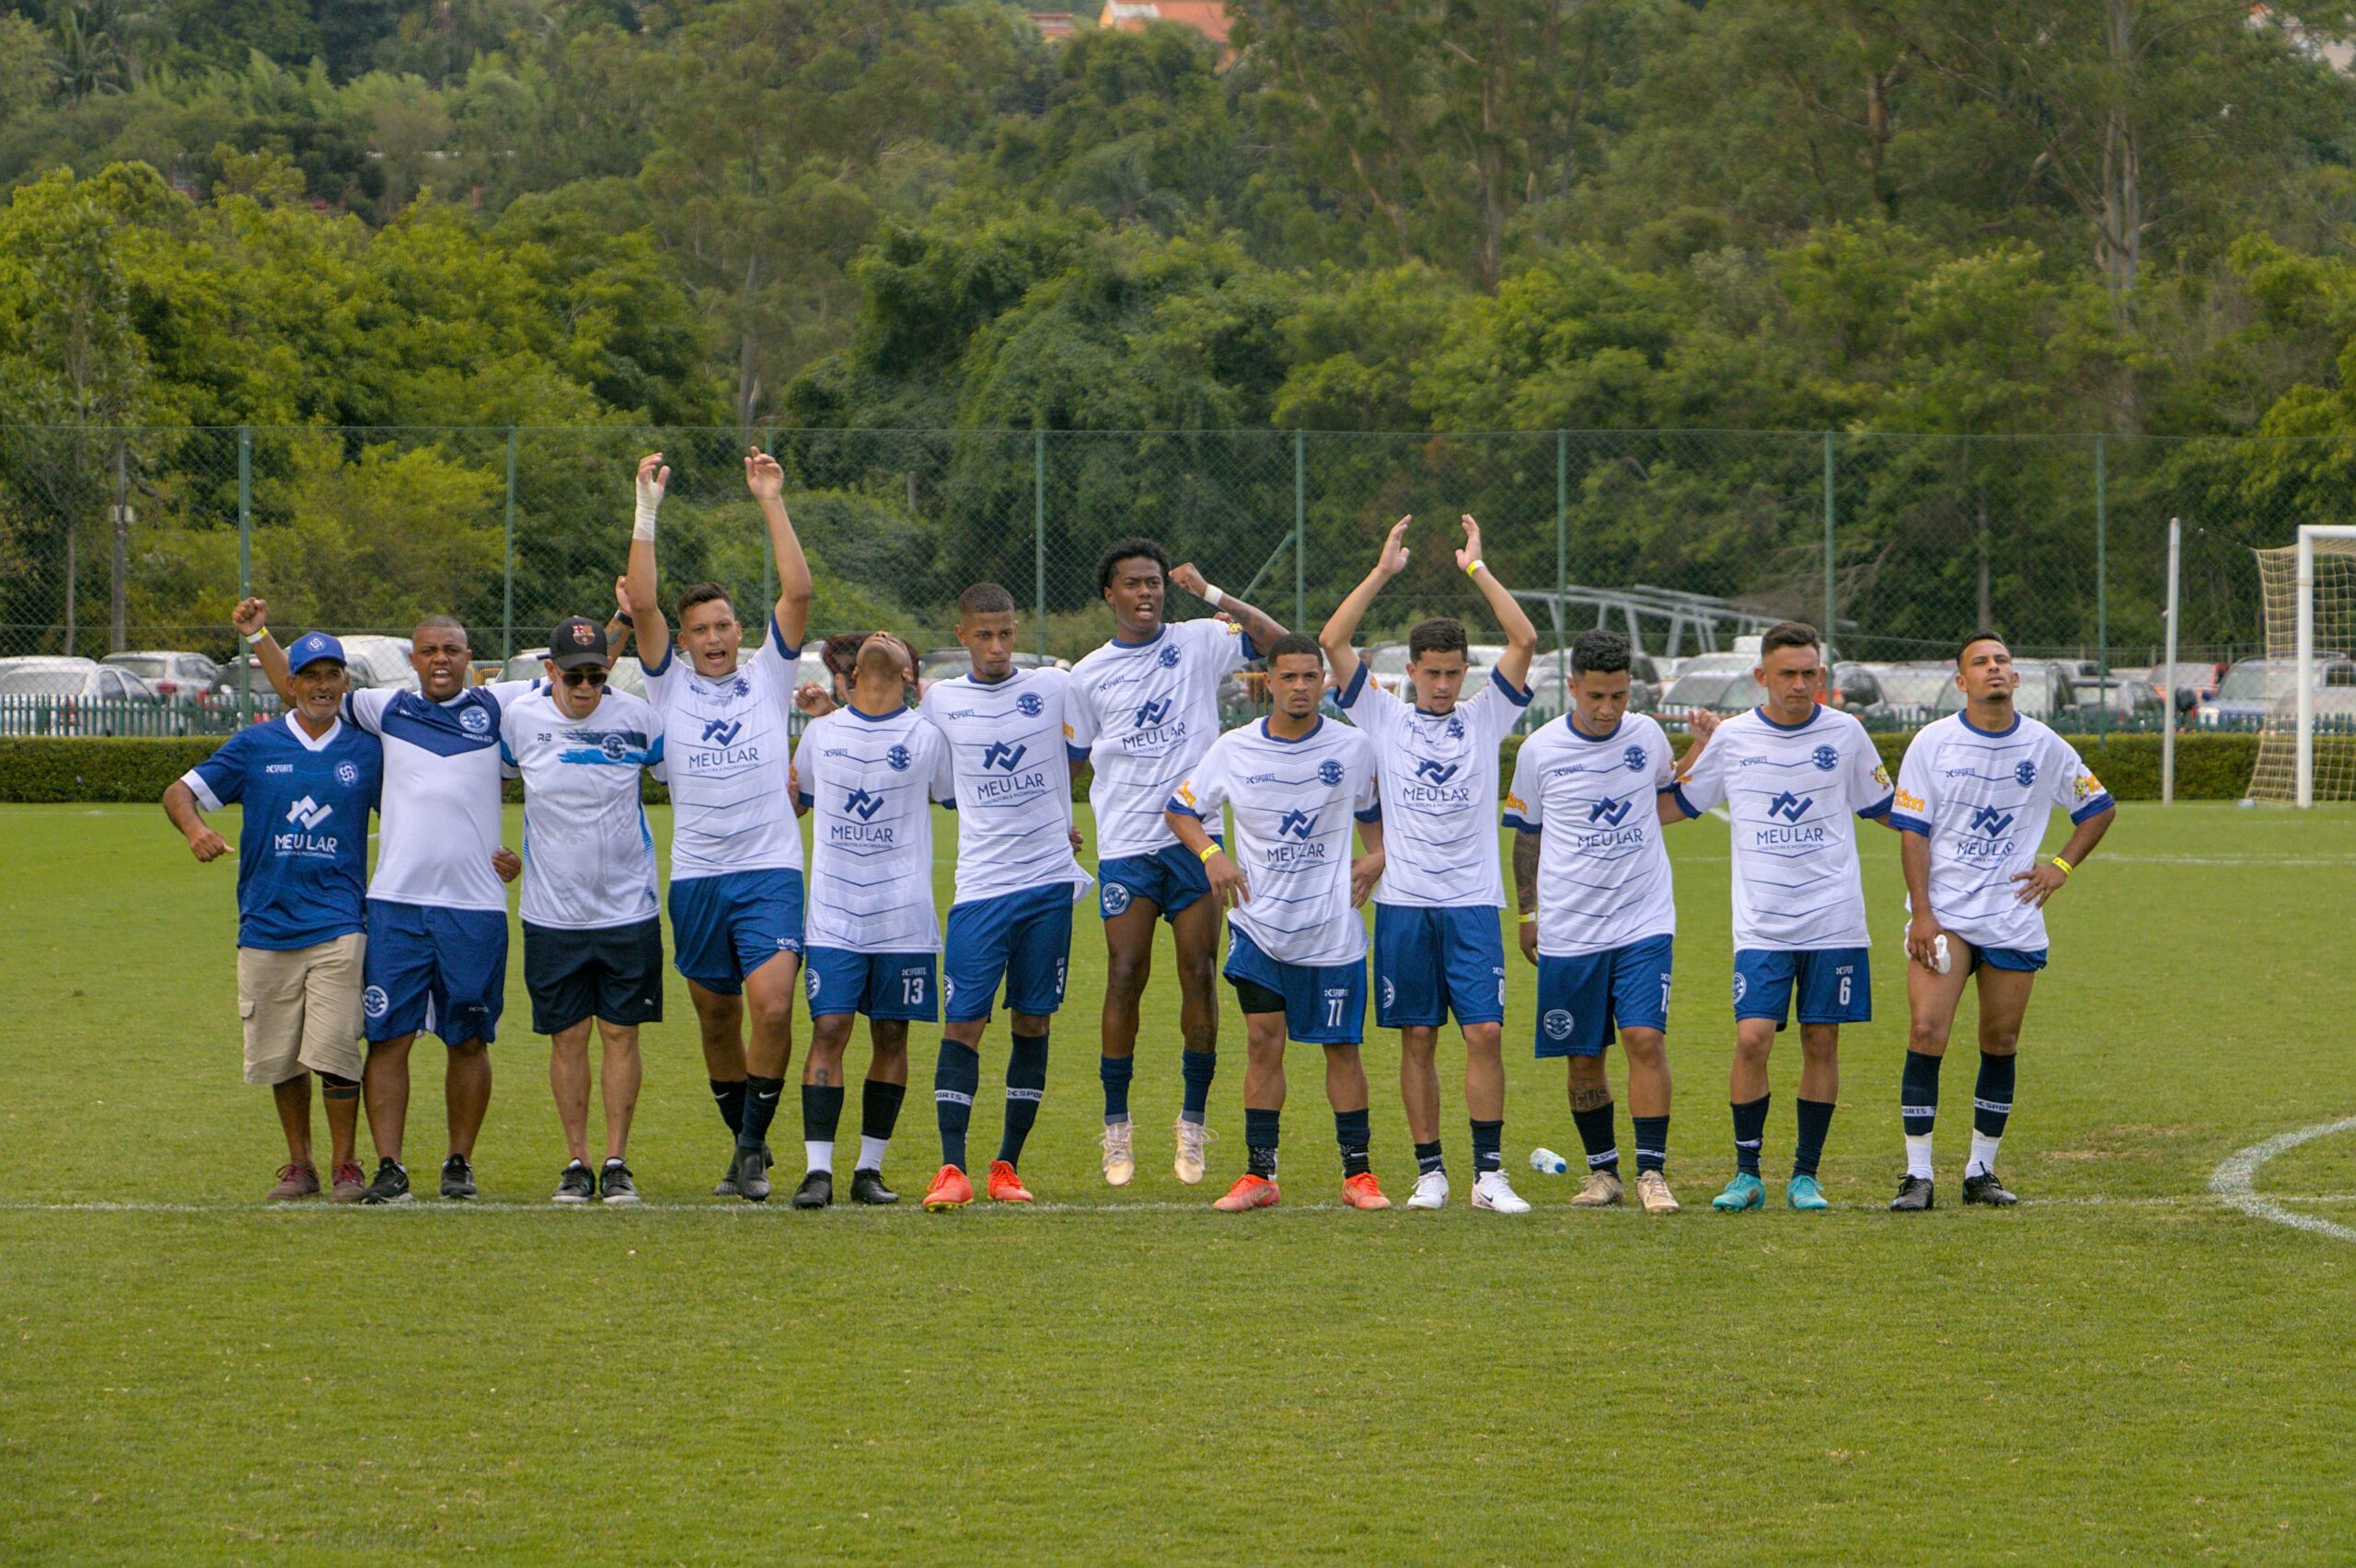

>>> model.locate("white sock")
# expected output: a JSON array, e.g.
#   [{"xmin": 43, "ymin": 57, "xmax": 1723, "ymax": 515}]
[
  {"xmin": 857, "ymin": 1135, "xmax": 890, "ymax": 1173},
  {"xmin": 805, "ymin": 1139, "xmax": 835, "ymax": 1175},
  {"xmin": 1904, "ymin": 1133, "xmax": 1934, "ymax": 1181},
  {"xmin": 1967, "ymin": 1132, "xmax": 2001, "ymax": 1179}
]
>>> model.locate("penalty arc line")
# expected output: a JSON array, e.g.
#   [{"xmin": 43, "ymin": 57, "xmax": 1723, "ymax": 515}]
[{"xmin": 2210, "ymin": 1116, "xmax": 2356, "ymax": 1245}]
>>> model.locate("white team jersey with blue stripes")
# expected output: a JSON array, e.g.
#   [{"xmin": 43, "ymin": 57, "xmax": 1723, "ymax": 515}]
[
  {"xmin": 1502, "ymin": 712, "xmax": 1680, "ymax": 957},
  {"xmin": 498, "ymin": 687, "xmax": 663, "ymax": 931},
  {"xmin": 345, "ymin": 678, "xmax": 538, "ymax": 913},
  {"xmin": 1069, "ymin": 617, "xmax": 1253, "ymax": 859},
  {"xmin": 792, "ymin": 705, "xmax": 953, "ymax": 951},
  {"xmin": 1336, "ymin": 663, "xmax": 1529, "ymax": 908},
  {"xmin": 919, "ymin": 666, "xmax": 1091, "ymax": 906},
  {"xmin": 1671, "ymin": 705, "xmax": 1894, "ymax": 950},
  {"xmin": 1171, "ymin": 717, "xmax": 1380, "ymax": 967},
  {"xmin": 1888, "ymin": 712, "xmax": 2114, "ymax": 951},
  {"xmin": 641, "ymin": 620, "xmax": 803, "ymax": 883}
]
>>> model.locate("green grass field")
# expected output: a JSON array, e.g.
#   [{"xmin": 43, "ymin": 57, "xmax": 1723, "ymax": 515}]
[{"xmin": 4, "ymin": 800, "xmax": 2354, "ymax": 1564}]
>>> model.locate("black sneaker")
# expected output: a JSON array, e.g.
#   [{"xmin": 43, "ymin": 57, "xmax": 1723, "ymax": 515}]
[
  {"xmin": 553, "ymin": 1160, "xmax": 595, "ymax": 1205},
  {"xmin": 733, "ymin": 1145, "xmax": 771, "ymax": 1202},
  {"xmin": 1962, "ymin": 1170, "xmax": 2019, "ymax": 1206},
  {"xmin": 1888, "ymin": 1174, "xmax": 1934, "ymax": 1212},
  {"xmin": 600, "ymin": 1159, "xmax": 640, "ymax": 1205},
  {"xmin": 849, "ymin": 1168, "xmax": 899, "ymax": 1205},
  {"xmin": 792, "ymin": 1170, "xmax": 834, "ymax": 1209},
  {"xmin": 440, "ymin": 1154, "xmax": 477, "ymax": 1201},
  {"xmin": 361, "ymin": 1158, "xmax": 413, "ymax": 1205},
  {"xmin": 713, "ymin": 1142, "xmax": 772, "ymax": 1197}
]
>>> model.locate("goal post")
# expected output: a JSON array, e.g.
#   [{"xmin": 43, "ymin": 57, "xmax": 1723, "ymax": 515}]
[{"xmin": 2249, "ymin": 525, "xmax": 2356, "ymax": 807}]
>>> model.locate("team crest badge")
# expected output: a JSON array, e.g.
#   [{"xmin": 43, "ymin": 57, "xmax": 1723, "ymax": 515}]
[
  {"xmin": 363, "ymin": 986, "xmax": 389, "ymax": 1020},
  {"xmin": 459, "ymin": 706, "xmax": 491, "ymax": 735},
  {"xmin": 1542, "ymin": 1009, "xmax": 1574, "ymax": 1041},
  {"xmin": 1102, "ymin": 882, "xmax": 1132, "ymax": 917},
  {"xmin": 2015, "ymin": 759, "xmax": 2038, "ymax": 788},
  {"xmin": 600, "ymin": 733, "xmax": 628, "ymax": 761},
  {"xmin": 1018, "ymin": 693, "xmax": 1043, "ymax": 717},
  {"xmin": 1812, "ymin": 744, "xmax": 1840, "ymax": 772},
  {"xmin": 887, "ymin": 744, "xmax": 911, "ymax": 772},
  {"xmin": 1159, "ymin": 644, "xmax": 1181, "ymax": 669},
  {"xmin": 805, "ymin": 971, "xmax": 821, "ymax": 999},
  {"xmin": 1380, "ymin": 977, "xmax": 1396, "ymax": 1009},
  {"xmin": 1319, "ymin": 759, "xmax": 1344, "ymax": 787},
  {"xmin": 335, "ymin": 761, "xmax": 359, "ymax": 786},
  {"xmin": 1732, "ymin": 973, "xmax": 1748, "ymax": 1005},
  {"xmin": 733, "ymin": 676, "xmax": 751, "ymax": 698},
  {"xmin": 1446, "ymin": 716, "xmax": 1464, "ymax": 740},
  {"xmin": 1623, "ymin": 744, "xmax": 1646, "ymax": 772}
]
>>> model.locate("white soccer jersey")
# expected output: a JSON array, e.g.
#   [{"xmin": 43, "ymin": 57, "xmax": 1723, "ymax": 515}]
[
  {"xmin": 1171, "ymin": 718, "xmax": 1380, "ymax": 967},
  {"xmin": 343, "ymin": 679, "xmax": 538, "ymax": 913},
  {"xmin": 498, "ymin": 687, "xmax": 664, "ymax": 931},
  {"xmin": 919, "ymin": 666, "xmax": 1092, "ymax": 906},
  {"xmin": 1888, "ymin": 712, "xmax": 2114, "ymax": 951},
  {"xmin": 1671, "ymin": 705, "xmax": 1894, "ymax": 951},
  {"xmin": 1502, "ymin": 713, "xmax": 1680, "ymax": 957},
  {"xmin": 1336, "ymin": 663, "xmax": 1528, "ymax": 908},
  {"xmin": 641, "ymin": 619, "xmax": 803, "ymax": 882},
  {"xmin": 792, "ymin": 705, "xmax": 954, "ymax": 951},
  {"xmin": 1069, "ymin": 617, "xmax": 1255, "ymax": 860}
]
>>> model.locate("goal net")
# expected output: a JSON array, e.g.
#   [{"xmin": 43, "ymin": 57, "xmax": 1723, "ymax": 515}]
[{"xmin": 2247, "ymin": 527, "xmax": 2356, "ymax": 804}]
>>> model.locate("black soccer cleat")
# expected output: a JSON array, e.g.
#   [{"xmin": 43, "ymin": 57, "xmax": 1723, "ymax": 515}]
[
  {"xmin": 1888, "ymin": 1174, "xmax": 1934, "ymax": 1212},
  {"xmin": 849, "ymin": 1168, "xmax": 899, "ymax": 1205},
  {"xmin": 440, "ymin": 1153, "xmax": 477, "ymax": 1201},
  {"xmin": 361, "ymin": 1158, "xmax": 414, "ymax": 1205},
  {"xmin": 733, "ymin": 1145, "xmax": 771, "ymax": 1202},
  {"xmin": 1962, "ymin": 1170, "xmax": 2019, "ymax": 1206},
  {"xmin": 553, "ymin": 1159, "xmax": 595, "ymax": 1205},
  {"xmin": 792, "ymin": 1170, "xmax": 834, "ymax": 1209},
  {"xmin": 714, "ymin": 1143, "xmax": 773, "ymax": 1197},
  {"xmin": 599, "ymin": 1159, "xmax": 640, "ymax": 1205}
]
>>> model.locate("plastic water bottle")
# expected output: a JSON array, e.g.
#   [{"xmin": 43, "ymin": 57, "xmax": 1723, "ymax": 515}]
[{"xmin": 1530, "ymin": 1147, "xmax": 1569, "ymax": 1175}]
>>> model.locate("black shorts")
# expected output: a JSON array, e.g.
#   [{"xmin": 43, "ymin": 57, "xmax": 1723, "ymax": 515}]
[{"xmin": 523, "ymin": 918, "xmax": 665, "ymax": 1035}]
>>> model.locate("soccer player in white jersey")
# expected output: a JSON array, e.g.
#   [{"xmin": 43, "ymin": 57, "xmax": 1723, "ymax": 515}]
[
  {"xmin": 498, "ymin": 616, "xmax": 667, "ymax": 1205},
  {"xmin": 1666, "ymin": 622, "xmax": 1897, "ymax": 1214},
  {"xmin": 789, "ymin": 633, "xmax": 951, "ymax": 1208},
  {"xmin": 917, "ymin": 583, "xmax": 1096, "ymax": 1211},
  {"xmin": 1504, "ymin": 629, "xmax": 1713, "ymax": 1215},
  {"xmin": 1885, "ymin": 632, "xmax": 2115, "ymax": 1210},
  {"xmin": 243, "ymin": 603, "xmax": 538, "ymax": 1205},
  {"xmin": 1068, "ymin": 538, "xmax": 1287, "ymax": 1188},
  {"xmin": 1167, "ymin": 633, "xmax": 1391, "ymax": 1213},
  {"xmin": 624, "ymin": 448, "xmax": 813, "ymax": 1204},
  {"xmin": 1321, "ymin": 513, "xmax": 1538, "ymax": 1214}
]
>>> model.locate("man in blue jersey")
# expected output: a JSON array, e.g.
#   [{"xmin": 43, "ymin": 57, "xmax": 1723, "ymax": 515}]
[
  {"xmin": 243, "ymin": 602, "xmax": 540, "ymax": 1205},
  {"xmin": 1322, "ymin": 513, "xmax": 1540, "ymax": 1214},
  {"xmin": 164, "ymin": 630, "xmax": 382, "ymax": 1202},
  {"xmin": 1885, "ymin": 633, "xmax": 2115, "ymax": 1210},
  {"xmin": 624, "ymin": 448, "xmax": 814, "ymax": 1203}
]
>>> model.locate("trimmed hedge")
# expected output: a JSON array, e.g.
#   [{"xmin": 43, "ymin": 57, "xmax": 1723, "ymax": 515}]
[{"xmin": 2, "ymin": 729, "xmax": 2262, "ymax": 803}]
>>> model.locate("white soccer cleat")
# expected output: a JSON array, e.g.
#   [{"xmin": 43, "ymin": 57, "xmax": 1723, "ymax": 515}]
[
  {"xmin": 1173, "ymin": 1118, "xmax": 1213, "ymax": 1185},
  {"xmin": 1634, "ymin": 1169, "xmax": 1680, "ymax": 1215},
  {"xmin": 1406, "ymin": 1169, "xmax": 1450, "ymax": 1210},
  {"xmin": 1471, "ymin": 1170, "xmax": 1531, "ymax": 1214},
  {"xmin": 1100, "ymin": 1120, "xmax": 1135, "ymax": 1187}
]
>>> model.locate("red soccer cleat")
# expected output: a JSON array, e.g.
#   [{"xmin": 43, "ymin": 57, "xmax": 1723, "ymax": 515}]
[
  {"xmin": 922, "ymin": 1164, "xmax": 973, "ymax": 1211},
  {"xmin": 1341, "ymin": 1171, "xmax": 1392, "ymax": 1210},
  {"xmin": 986, "ymin": 1159, "xmax": 1034, "ymax": 1205},
  {"xmin": 1212, "ymin": 1173, "xmax": 1281, "ymax": 1211}
]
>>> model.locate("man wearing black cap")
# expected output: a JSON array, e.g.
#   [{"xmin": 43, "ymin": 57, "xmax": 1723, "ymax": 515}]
[
  {"xmin": 164, "ymin": 627, "xmax": 384, "ymax": 1201},
  {"xmin": 497, "ymin": 616, "xmax": 668, "ymax": 1203}
]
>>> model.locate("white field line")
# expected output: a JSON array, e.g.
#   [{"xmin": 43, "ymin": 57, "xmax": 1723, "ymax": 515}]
[{"xmin": 2210, "ymin": 1116, "xmax": 2356, "ymax": 1245}]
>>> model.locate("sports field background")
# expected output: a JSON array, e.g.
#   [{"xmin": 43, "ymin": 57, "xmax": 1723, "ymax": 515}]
[{"xmin": 4, "ymin": 801, "xmax": 2353, "ymax": 1562}]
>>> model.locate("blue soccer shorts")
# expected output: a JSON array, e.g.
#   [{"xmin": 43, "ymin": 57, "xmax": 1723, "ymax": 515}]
[
  {"xmin": 1372, "ymin": 904, "xmax": 1507, "ymax": 1029},
  {"xmin": 1224, "ymin": 928, "xmax": 1368, "ymax": 1046},
  {"xmin": 1532, "ymin": 933, "xmax": 1673, "ymax": 1059},
  {"xmin": 1734, "ymin": 946, "xmax": 1871, "ymax": 1029},
  {"xmin": 803, "ymin": 947, "xmax": 939, "ymax": 1022},
  {"xmin": 1098, "ymin": 839, "xmax": 1218, "ymax": 922},
  {"xmin": 363, "ymin": 899, "xmax": 508, "ymax": 1046},
  {"xmin": 943, "ymin": 882, "xmax": 1074, "ymax": 1022},
  {"xmin": 668, "ymin": 869, "xmax": 804, "ymax": 996}
]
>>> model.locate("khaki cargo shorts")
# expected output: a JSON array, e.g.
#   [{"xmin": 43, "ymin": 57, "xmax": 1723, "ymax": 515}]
[{"xmin": 237, "ymin": 933, "xmax": 366, "ymax": 1086}]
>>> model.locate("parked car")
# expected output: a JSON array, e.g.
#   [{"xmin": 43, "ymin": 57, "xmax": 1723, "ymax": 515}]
[
  {"xmin": 500, "ymin": 650, "xmax": 648, "ymax": 699},
  {"xmin": 103, "ymin": 650, "xmax": 225, "ymax": 698},
  {"xmin": 0, "ymin": 657, "xmax": 183, "ymax": 734},
  {"xmin": 339, "ymin": 635, "xmax": 421, "ymax": 692},
  {"xmin": 2135, "ymin": 661, "xmax": 2221, "ymax": 711},
  {"xmin": 1661, "ymin": 662, "xmax": 1767, "ymax": 719},
  {"xmin": 1522, "ymin": 650, "xmax": 1656, "ymax": 724},
  {"xmin": 1923, "ymin": 659, "xmax": 2077, "ymax": 722},
  {"xmin": 2196, "ymin": 654, "xmax": 2356, "ymax": 730}
]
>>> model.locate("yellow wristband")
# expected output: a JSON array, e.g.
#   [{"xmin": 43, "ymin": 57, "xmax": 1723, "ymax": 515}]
[
  {"xmin": 1198, "ymin": 844, "xmax": 1219, "ymax": 864},
  {"xmin": 1464, "ymin": 559, "xmax": 1486, "ymax": 578},
  {"xmin": 245, "ymin": 628, "xmax": 266, "ymax": 646},
  {"xmin": 2050, "ymin": 856, "xmax": 2073, "ymax": 877}
]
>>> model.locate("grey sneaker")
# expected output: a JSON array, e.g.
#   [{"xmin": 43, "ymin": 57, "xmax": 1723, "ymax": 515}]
[
  {"xmin": 733, "ymin": 1145, "xmax": 771, "ymax": 1202},
  {"xmin": 599, "ymin": 1159, "xmax": 640, "ymax": 1205},
  {"xmin": 553, "ymin": 1160, "xmax": 595, "ymax": 1205},
  {"xmin": 361, "ymin": 1159, "xmax": 413, "ymax": 1205},
  {"xmin": 714, "ymin": 1143, "xmax": 772, "ymax": 1196},
  {"xmin": 440, "ymin": 1154, "xmax": 477, "ymax": 1201}
]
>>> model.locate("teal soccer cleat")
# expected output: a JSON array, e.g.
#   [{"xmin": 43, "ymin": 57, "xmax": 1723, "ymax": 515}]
[
  {"xmin": 1786, "ymin": 1173, "xmax": 1830, "ymax": 1211},
  {"xmin": 1710, "ymin": 1172, "xmax": 1766, "ymax": 1212}
]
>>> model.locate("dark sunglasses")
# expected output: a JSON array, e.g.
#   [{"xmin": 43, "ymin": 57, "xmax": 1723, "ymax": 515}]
[{"xmin": 560, "ymin": 668, "xmax": 609, "ymax": 688}]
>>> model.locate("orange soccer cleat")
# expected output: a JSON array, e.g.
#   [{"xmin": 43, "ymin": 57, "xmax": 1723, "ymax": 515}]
[
  {"xmin": 922, "ymin": 1164, "xmax": 973, "ymax": 1211},
  {"xmin": 1212, "ymin": 1173, "xmax": 1281, "ymax": 1211},
  {"xmin": 986, "ymin": 1159, "xmax": 1034, "ymax": 1205},
  {"xmin": 1340, "ymin": 1171, "xmax": 1392, "ymax": 1210}
]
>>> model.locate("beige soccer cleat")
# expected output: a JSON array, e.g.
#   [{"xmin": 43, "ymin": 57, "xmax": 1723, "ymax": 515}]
[
  {"xmin": 1634, "ymin": 1169, "xmax": 1680, "ymax": 1215},
  {"xmin": 1173, "ymin": 1117, "xmax": 1213, "ymax": 1185},
  {"xmin": 1569, "ymin": 1170, "xmax": 1624, "ymax": 1207},
  {"xmin": 1100, "ymin": 1120, "xmax": 1136, "ymax": 1186}
]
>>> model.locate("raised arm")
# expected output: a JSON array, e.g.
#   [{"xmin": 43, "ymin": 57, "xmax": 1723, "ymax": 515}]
[
  {"xmin": 626, "ymin": 453, "xmax": 670, "ymax": 670},
  {"xmin": 745, "ymin": 449, "xmax": 813, "ymax": 652},
  {"xmin": 1169, "ymin": 561, "xmax": 1284, "ymax": 652},
  {"xmin": 232, "ymin": 597, "xmax": 295, "ymax": 707},
  {"xmin": 1457, "ymin": 515, "xmax": 1538, "ymax": 690},
  {"xmin": 1319, "ymin": 516, "xmax": 1410, "ymax": 697},
  {"xmin": 606, "ymin": 576, "xmax": 634, "ymax": 660}
]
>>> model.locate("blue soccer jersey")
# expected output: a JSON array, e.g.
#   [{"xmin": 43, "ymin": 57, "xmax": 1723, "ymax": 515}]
[{"xmin": 182, "ymin": 714, "xmax": 383, "ymax": 950}]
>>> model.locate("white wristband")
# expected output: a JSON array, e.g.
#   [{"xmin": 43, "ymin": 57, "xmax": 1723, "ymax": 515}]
[
  {"xmin": 1201, "ymin": 584, "xmax": 1226, "ymax": 609},
  {"xmin": 632, "ymin": 504, "xmax": 659, "ymax": 542}
]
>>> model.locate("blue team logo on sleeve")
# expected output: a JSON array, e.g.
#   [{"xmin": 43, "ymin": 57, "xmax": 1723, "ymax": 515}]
[
  {"xmin": 2015, "ymin": 759, "xmax": 2038, "ymax": 788},
  {"xmin": 1812, "ymin": 744, "xmax": 1840, "ymax": 771},
  {"xmin": 887, "ymin": 744, "xmax": 911, "ymax": 771},
  {"xmin": 1159, "ymin": 644, "xmax": 1181, "ymax": 668},
  {"xmin": 1319, "ymin": 759, "xmax": 1344, "ymax": 786},
  {"xmin": 1623, "ymin": 745, "xmax": 1646, "ymax": 772},
  {"xmin": 335, "ymin": 760, "xmax": 359, "ymax": 786},
  {"xmin": 1018, "ymin": 693, "xmax": 1043, "ymax": 717}
]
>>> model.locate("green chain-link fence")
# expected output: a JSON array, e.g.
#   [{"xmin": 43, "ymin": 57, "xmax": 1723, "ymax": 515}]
[{"xmin": 0, "ymin": 423, "xmax": 2315, "ymax": 732}]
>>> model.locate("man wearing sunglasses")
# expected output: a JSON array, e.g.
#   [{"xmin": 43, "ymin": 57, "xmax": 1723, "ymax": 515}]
[{"xmin": 498, "ymin": 617, "xmax": 667, "ymax": 1204}]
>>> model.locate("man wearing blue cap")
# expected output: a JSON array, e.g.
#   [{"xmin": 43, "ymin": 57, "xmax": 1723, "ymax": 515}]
[{"xmin": 164, "ymin": 628, "xmax": 383, "ymax": 1201}]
